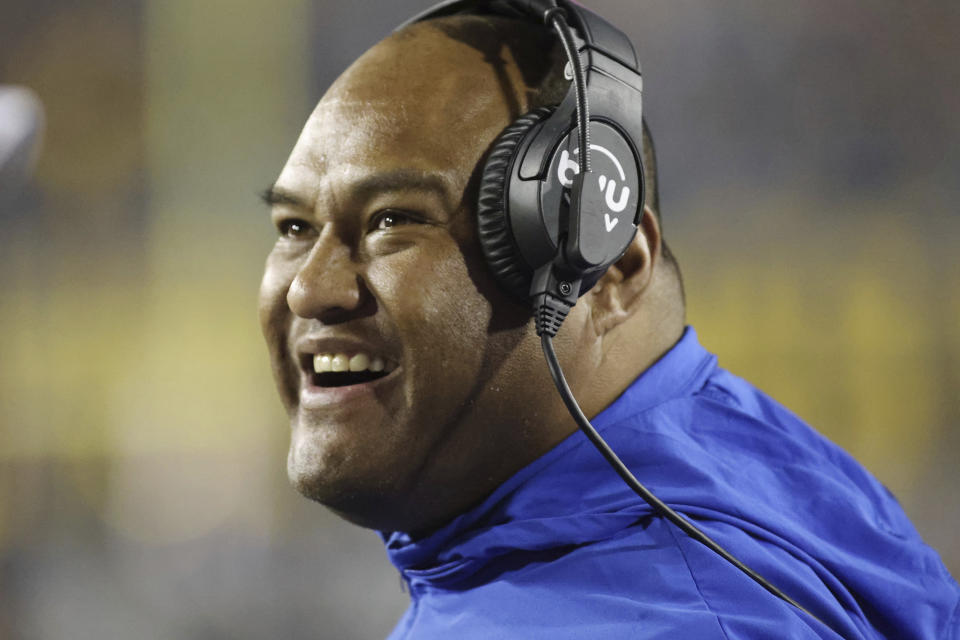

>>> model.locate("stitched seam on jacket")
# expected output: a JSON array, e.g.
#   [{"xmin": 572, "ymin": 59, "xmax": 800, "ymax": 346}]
[
  {"xmin": 591, "ymin": 354, "xmax": 717, "ymax": 441},
  {"xmin": 947, "ymin": 596, "xmax": 960, "ymax": 640},
  {"xmin": 663, "ymin": 520, "xmax": 733, "ymax": 640}
]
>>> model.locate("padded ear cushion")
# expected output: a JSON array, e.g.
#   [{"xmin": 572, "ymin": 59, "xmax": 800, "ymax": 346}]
[{"xmin": 477, "ymin": 106, "xmax": 555, "ymax": 300}]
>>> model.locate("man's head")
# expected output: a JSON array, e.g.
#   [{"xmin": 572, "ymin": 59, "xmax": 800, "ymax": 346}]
[{"xmin": 258, "ymin": 15, "xmax": 684, "ymax": 533}]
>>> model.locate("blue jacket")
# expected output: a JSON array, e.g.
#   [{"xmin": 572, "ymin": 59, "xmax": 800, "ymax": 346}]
[{"xmin": 381, "ymin": 328, "xmax": 960, "ymax": 639}]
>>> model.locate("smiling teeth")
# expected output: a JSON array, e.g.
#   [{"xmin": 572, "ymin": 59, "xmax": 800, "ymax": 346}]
[{"xmin": 314, "ymin": 353, "xmax": 388, "ymax": 374}]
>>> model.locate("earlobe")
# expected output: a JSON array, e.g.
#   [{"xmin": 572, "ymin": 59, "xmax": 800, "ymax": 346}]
[{"xmin": 589, "ymin": 205, "xmax": 660, "ymax": 335}]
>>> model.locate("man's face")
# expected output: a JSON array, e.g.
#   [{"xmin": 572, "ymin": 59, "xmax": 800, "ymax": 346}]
[{"xmin": 258, "ymin": 24, "xmax": 586, "ymax": 531}]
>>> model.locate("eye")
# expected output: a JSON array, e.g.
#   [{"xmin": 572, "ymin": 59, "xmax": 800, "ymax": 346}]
[
  {"xmin": 370, "ymin": 209, "xmax": 415, "ymax": 231},
  {"xmin": 277, "ymin": 218, "xmax": 314, "ymax": 240}
]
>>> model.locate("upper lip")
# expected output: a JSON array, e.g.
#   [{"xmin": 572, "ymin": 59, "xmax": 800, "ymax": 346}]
[{"xmin": 293, "ymin": 334, "xmax": 399, "ymax": 370}]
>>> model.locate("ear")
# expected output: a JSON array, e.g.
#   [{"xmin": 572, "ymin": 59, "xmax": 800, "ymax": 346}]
[{"xmin": 588, "ymin": 205, "xmax": 662, "ymax": 335}]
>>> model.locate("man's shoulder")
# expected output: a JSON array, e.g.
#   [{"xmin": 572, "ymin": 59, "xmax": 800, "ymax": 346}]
[
  {"xmin": 597, "ymin": 362, "xmax": 960, "ymax": 640},
  {"xmin": 620, "ymin": 361, "xmax": 929, "ymax": 564}
]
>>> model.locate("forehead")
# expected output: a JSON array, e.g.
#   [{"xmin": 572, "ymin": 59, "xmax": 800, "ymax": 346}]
[{"xmin": 275, "ymin": 24, "xmax": 532, "ymax": 203}]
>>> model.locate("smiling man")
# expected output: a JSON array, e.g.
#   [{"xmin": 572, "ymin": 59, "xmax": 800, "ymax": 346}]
[
  {"xmin": 258, "ymin": 6, "xmax": 959, "ymax": 640},
  {"xmin": 257, "ymin": 9, "xmax": 679, "ymax": 537}
]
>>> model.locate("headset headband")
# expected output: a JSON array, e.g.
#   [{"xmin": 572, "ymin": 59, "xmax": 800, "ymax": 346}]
[
  {"xmin": 397, "ymin": 0, "xmax": 641, "ymax": 74},
  {"xmin": 397, "ymin": 0, "xmax": 644, "ymax": 189}
]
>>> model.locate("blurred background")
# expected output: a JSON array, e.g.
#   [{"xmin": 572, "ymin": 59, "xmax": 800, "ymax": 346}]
[{"xmin": 1, "ymin": 0, "xmax": 957, "ymax": 637}]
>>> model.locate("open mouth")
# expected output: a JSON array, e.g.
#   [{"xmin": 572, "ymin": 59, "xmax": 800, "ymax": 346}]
[
  {"xmin": 313, "ymin": 370, "xmax": 388, "ymax": 388},
  {"xmin": 300, "ymin": 352, "xmax": 396, "ymax": 388}
]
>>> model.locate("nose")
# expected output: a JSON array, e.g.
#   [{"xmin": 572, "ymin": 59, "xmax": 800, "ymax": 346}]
[{"xmin": 287, "ymin": 228, "xmax": 371, "ymax": 324}]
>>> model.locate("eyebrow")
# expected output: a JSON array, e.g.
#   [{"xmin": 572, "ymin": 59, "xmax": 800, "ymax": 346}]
[
  {"xmin": 352, "ymin": 169, "xmax": 449, "ymax": 198},
  {"xmin": 260, "ymin": 187, "xmax": 310, "ymax": 209},
  {"xmin": 260, "ymin": 169, "xmax": 452, "ymax": 211}
]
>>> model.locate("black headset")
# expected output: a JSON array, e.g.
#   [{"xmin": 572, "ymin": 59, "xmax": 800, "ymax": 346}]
[
  {"xmin": 396, "ymin": 2, "xmax": 843, "ymax": 636},
  {"xmin": 400, "ymin": 0, "xmax": 644, "ymax": 335}
]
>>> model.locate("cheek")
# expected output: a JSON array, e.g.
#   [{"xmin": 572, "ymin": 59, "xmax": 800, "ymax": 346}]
[
  {"xmin": 259, "ymin": 252, "xmax": 300, "ymax": 405},
  {"xmin": 418, "ymin": 259, "xmax": 491, "ymax": 344},
  {"xmin": 368, "ymin": 239, "xmax": 494, "ymax": 383},
  {"xmin": 258, "ymin": 252, "xmax": 294, "ymax": 337}
]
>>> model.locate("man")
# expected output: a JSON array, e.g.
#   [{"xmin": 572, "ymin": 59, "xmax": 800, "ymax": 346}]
[{"xmin": 259, "ymin": 10, "xmax": 959, "ymax": 640}]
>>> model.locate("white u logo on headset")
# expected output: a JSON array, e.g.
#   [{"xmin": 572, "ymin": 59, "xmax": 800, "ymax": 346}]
[{"xmin": 557, "ymin": 146, "xmax": 631, "ymax": 214}]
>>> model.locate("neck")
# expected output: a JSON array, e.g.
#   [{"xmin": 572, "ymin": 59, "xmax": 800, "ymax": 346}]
[{"xmin": 582, "ymin": 266, "xmax": 686, "ymax": 419}]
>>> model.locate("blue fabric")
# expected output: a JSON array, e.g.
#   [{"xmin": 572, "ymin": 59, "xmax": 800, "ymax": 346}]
[{"xmin": 381, "ymin": 327, "xmax": 960, "ymax": 639}]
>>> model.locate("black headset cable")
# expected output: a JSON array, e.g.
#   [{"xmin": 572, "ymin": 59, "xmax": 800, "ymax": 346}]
[
  {"xmin": 531, "ymin": 3, "xmax": 841, "ymax": 634},
  {"xmin": 539, "ymin": 333, "xmax": 844, "ymax": 636}
]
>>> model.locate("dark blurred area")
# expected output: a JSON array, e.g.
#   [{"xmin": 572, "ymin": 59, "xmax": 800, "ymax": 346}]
[{"xmin": 1, "ymin": 1, "xmax": 957, "ymax": 638}]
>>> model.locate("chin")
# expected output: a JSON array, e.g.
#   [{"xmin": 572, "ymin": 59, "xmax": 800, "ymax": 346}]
[
  {"xmin": 288, "ymin": 470, "xmax": 406, "ymax": 531},
  {"xmin": 285, "ymin": 428, "xmax": 411, "ymax": 530},
  {"xmin": 286, "ymin": 430, "xmax": 352, "ymax": 502}
]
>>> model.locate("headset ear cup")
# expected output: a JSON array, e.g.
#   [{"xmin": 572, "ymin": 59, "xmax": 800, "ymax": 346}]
[{"xmin": 477, "ymin": 106, "xmax": 555, "ymax": 300}]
